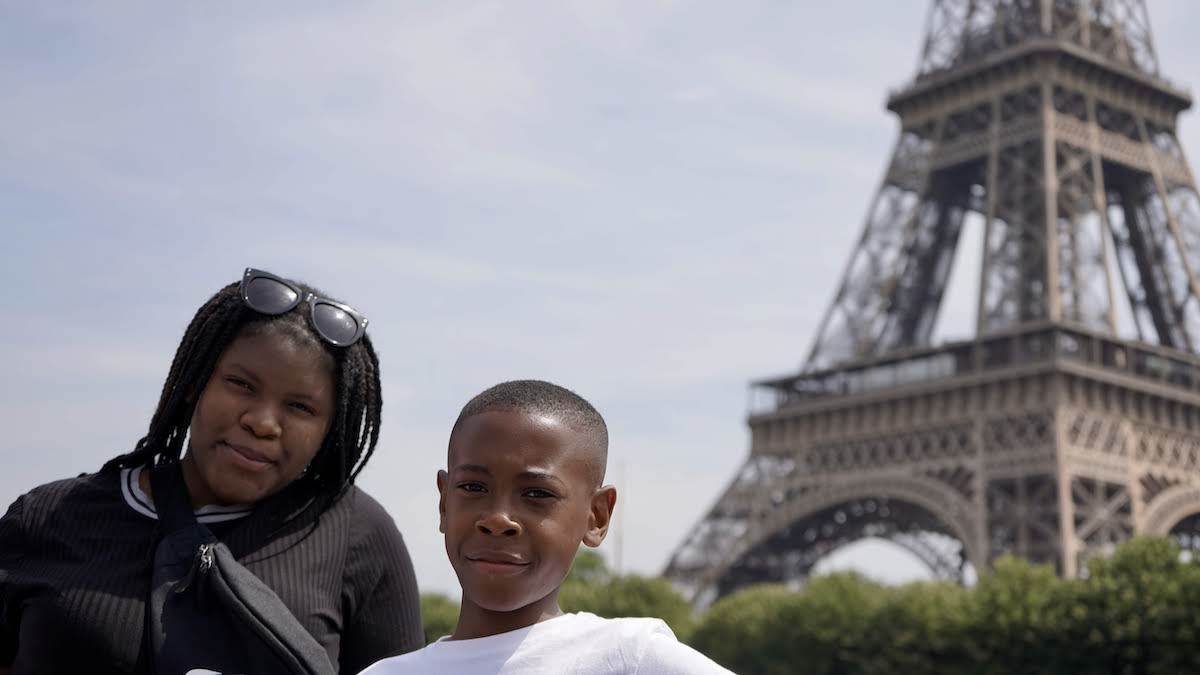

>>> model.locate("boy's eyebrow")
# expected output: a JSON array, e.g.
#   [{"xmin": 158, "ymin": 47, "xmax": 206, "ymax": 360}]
[
  {"xmin": 449, "ymin": 465, "xmax": 568, "ymax": 488},
  {"xmin": 518, "ymin": 470, "xmax": 566, "ymax": 488},
  {"xmin": 452, "ymin": 464, "xmax": 492, "ymax": 475}
]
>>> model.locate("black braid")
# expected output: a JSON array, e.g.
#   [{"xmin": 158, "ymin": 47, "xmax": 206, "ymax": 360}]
[
  {"xmin": 101, "ymin": 276, "xmax": 384, "ymax": 510},
  {"xmin": 300, "ymin": 333, "xmax": 382, "ymax": 502}
]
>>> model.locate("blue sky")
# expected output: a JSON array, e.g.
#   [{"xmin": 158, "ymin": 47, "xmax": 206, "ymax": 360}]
[{"xmin": 5, "ymin": 1, "xmax": 1200, "ymax": 597}]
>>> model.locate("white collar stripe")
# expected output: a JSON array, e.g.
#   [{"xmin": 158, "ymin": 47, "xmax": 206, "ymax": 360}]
[
  {"xmin": 121, "ymin": 467, "xmax": 158, "ymax": 519},
  {"xmin": 121, "ymin": 465, "xmax": 253, "ymax": 523}
]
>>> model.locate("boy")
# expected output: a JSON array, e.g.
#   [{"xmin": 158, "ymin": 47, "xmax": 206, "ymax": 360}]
[{"xmin": 361, "ymin": 380, "xmax": 732, "ymax": 674}]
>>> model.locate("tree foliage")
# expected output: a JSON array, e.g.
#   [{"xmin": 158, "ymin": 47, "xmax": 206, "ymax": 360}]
[
  {"xmin": 418, "ymin": 538, "xmax": 1200, "ymax": 674},
  {"xmin": 560, "ymin": 549, "xmax": 697, "ymax": 640},
  {"xmin": 857, "ymin": 580, "xmax": 972, "ymax": 675},
  {"xmin": 689, "ymin": 536, "xmax": 1200, "ymax": 675},
  {"xmin": 419, "ymin": 592, "xmax": 459, "ymax": 645},
  {"xmin": 688, "ymin": 584, "xmax": 800, "ymax": 675}
]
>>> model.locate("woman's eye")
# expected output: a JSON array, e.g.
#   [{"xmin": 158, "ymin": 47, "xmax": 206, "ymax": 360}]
[
  {"xmin": 226, "ymin": 377, "xmax": 252, "ymax": 391},
  {"xmin": 289, "ymin": 402, "xmax": 316, "ymax": 416}
]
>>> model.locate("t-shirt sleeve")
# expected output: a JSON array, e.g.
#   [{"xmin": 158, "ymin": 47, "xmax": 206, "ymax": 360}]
[
  {"xmin": 338, "ymin": 490, "xmax": 423, "ymax": 674},
  {"xmin": 0, "ymin": 494, "xmax": 28, "ymax": 667},
  {"xmin": 632, "ymin": 622, "xmax": 736, "ymax": 675},
  {"xmin": 354, "ymin": 646, "xmax": 429, "ymax": 675}
]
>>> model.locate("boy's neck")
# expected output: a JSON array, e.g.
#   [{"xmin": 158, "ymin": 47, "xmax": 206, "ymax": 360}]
[{"xmin": 450, "ymin": 593, "xmax": 564, "ymax": 641}]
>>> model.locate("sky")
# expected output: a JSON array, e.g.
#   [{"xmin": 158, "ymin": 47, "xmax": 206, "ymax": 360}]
[{"xmin": 5, "ymin": 1, "xmax": 1200, "ymax": 598}]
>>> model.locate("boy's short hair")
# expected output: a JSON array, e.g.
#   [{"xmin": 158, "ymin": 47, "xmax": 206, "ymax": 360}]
[{"xmin": 452, "ymin": 379, "xmax": 609, "ymax": 483}]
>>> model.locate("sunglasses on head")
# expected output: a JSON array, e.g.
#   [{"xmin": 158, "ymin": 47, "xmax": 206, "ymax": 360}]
[{"xmin": 240, "ymin": 268, "xmax": 368, "ymax": 347}]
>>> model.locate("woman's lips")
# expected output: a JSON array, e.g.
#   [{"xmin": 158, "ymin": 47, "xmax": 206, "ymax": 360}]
[{"xmin": 219, "ymin": 441, "xmax": 275, "ymax": 471}]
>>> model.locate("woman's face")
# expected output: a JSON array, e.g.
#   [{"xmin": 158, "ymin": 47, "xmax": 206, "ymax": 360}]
[{"xmin": 181, "ymin": 327, "xmax": 336, "ymax": 507}]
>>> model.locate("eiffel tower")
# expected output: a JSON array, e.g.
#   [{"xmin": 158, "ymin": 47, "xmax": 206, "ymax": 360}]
[{"xmin": 665, "ymin": 0, "xmax": 1200, "ymax": 604}]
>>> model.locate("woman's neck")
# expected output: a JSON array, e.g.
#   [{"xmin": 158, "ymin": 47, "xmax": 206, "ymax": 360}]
[{"xmin": 136, "ymin": 457, "xmax": 218, "ymax": 510}]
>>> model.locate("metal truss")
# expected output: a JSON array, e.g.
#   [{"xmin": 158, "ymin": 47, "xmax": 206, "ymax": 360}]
[
  {"xmin": 665, "ymin": 454, "xmax": 801, "ymax": 602},
  {"xmin": 712, "ymin": 498, "xmax": 967, "ymax": 598},
  {"xmin": 669, "ymin": 0, "xmax": 1200, "ymax": 604},
  {"xmin": 664, "ymin": 435, "xmax": 984, "ymax": 603},
  {"xmin": 806, "ymin": 0, "xmax": 1200, "ymax": 370},
  {"xmin": 986, "ymin": 474, "xmax": 1062, "ymax": 566},
  {"xmin": 918, "ymin": 0, "xmax": 1159, "ymax": 79},
  {"xmin": 669, "ymin": 327, "xmax": 1200, "ymax": 601}
]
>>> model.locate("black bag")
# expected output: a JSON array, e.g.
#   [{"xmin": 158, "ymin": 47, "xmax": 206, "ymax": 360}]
[{"xmin": 146, "ymin": 462, "xmax": 336, "ymax": 675}]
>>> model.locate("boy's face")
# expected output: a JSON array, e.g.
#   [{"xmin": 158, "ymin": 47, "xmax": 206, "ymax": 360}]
[{"xmin": 438, "ymin": 409, "xmax": 613, "ymax": 616}]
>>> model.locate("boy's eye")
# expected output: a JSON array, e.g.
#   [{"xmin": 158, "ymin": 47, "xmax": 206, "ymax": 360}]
[
  {"xmin": 457, "ymin": 482, "xmax": 487, "ymax": 494},
  {"xmin": 523, "ymin": 488, "xmax": 558, "ymax": 500}
]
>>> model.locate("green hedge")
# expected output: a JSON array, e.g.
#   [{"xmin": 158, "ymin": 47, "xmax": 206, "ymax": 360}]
[
  {"xmin": 420, "ymin": 538, "xmax": 1200, "ymax": 674},
  {"xmin": 690, "ymin": 537, "xmax": 1200, "ymax": 675}
]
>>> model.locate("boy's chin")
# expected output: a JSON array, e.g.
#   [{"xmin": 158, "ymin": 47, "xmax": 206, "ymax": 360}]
[
  {"xmin": 463, "ymin": 580, "xmax": 555, "ymax": 615},
  {"xmin": 475, "ymin": 596, "xmax": 535, "ymax": 613}
]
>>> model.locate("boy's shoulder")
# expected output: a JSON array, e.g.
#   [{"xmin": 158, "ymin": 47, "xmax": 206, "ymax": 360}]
[
  {"xmin": 526, "ymin": 611, "xmax": 675, "ymax": 659},
  {"xmin": 524, "ymin": 613, "xmax": 733, "ymax": 674},
  {"xmin": 358, "ymin": 612, "xmax": 732, "ymax": 675},
  {"xmin": 537, "ymin": 610, "xmax": 670, "ymax": 638},
  {"xmin": 358, "ymin": 612, "xmax": 656, "ymax": 671}
]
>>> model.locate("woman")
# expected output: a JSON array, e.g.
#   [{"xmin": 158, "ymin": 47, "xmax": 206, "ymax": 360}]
[{"xmin": 0, "ymin": 268, "xmax": 422, "ymax": 674}]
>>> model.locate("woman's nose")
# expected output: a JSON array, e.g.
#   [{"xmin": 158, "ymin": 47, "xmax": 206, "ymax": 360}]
[{"xmin": 241, "ymin": 403, "xmax": 283, "ymax": 439}]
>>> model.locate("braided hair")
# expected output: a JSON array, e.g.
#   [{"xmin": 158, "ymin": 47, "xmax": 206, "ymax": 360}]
[{"xmin": 102, "ymin": 278, "xmax": 382, "ymax": 508}]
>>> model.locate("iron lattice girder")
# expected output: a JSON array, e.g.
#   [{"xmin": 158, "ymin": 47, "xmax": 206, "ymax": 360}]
[
  {"xmin": 713, "ymin": 498, "xmax": 967, "ymax": 598},
  {"xmin": 919, "ymin": 0, "xmax": 1160, "ymax": 79},
  {"xmin": 666, "ymin": 325, "xmax": 1200, "ymax": 603},
  {"xmin": 806, "ymin": 2, "xmax": 1200, "ymax": 371},
  {"xmin": 667, "ymin": 0, "xmax": 1200, "ymax": 606}
]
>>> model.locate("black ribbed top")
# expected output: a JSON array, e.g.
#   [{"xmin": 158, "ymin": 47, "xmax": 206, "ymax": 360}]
[{"xmin": 0, "ymin": 470, "xmax": 422, "ymax": 674}]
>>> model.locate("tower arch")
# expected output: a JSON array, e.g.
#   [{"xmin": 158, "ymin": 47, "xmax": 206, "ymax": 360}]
[
  {"xmin": 679, "ymin": 473, "xmax": 981, "ymax": 602},
  {"xmin": 1143, "ymin": 484, "xmax": 1200, "ymax": 536}
]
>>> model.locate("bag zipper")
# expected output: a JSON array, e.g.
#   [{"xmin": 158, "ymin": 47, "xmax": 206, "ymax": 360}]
[{"xmin": 175, "ymin": 542, "xmax": 216, "ymax": 595}]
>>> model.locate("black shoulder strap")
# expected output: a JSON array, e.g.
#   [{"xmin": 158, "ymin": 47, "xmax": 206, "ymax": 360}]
[
  {"xmin": 148, "ymin": 461, "xmax": 198, "ymax": 533},
  {"xmin": 145, "ymin": 462, "xmax": 334, "ymax": 675}
]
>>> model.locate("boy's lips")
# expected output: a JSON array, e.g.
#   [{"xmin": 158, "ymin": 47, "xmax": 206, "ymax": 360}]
[
  {"xmin": 466, "ymin": 551, "xmax": 529, "ymax": 565},
  {"xmin": 464, "ymin": 551, "xmax": 531, "ymax": 576}
]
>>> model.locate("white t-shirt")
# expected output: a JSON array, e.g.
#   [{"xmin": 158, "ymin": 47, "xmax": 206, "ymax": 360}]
[{"xmin": 358, "ymin": 612, "xmax": 733, "ymax": 675}]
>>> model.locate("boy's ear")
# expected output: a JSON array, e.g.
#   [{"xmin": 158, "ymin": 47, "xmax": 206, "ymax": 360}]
[
  {"xmin": 582, "ymin": 485, "xmax": 618, "ymax": 548},
  {"xmin": 436, "ymin": 470, "xmax": 449, "ymax": 534}
]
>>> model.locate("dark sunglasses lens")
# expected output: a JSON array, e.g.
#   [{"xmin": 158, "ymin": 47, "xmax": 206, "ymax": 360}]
[
  {"xmin": 313, "ymin": 302, "xmax": 360, "ymax": 345},
  {"xmin": 244, "ymin": 276, "xmax": 300, "ymax": 314}
]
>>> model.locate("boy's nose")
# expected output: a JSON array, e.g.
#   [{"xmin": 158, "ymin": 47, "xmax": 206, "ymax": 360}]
[{"xmin": 476, "ymin": 511, "xmax": 521, "ymax": 536}]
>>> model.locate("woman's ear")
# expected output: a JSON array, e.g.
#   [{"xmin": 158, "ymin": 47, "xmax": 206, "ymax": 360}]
[{"xmin": 582, "ymin": 485, "xmax": 617, "ymax": 548}]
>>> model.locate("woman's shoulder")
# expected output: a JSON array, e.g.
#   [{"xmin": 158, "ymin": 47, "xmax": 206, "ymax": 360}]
[
  {"xmin": 8, "ymin": 471, "xmax": 118, "ymax": 517},
  {"xmin": 327, "ymin": 485, "xmax": 412, "ymax": 569},
  {"xmin": 2, "ymin": 471, "xmax": 124, "ymax": 543},
  {"xmin": 317, "ymin": 483, "xmax": 393, "ymax": 528},
  {"xmin": 339, "ymin": 484, "xmax": 392, "ymax": 522}
]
